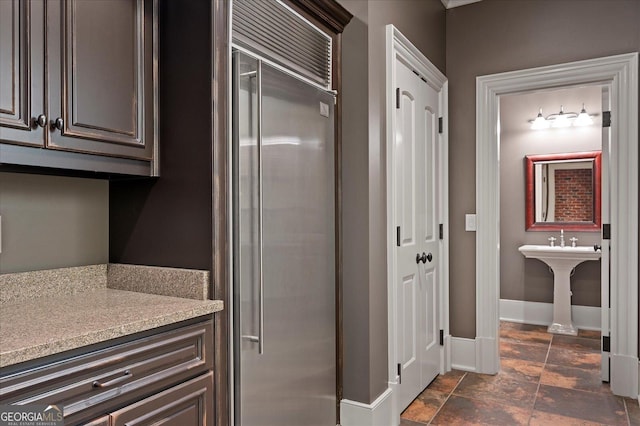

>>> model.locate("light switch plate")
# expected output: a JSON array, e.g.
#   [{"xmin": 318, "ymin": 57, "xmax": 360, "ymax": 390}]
[{"xmin": 465, "ymin": 214, "xmax": 476, "ymax": 231}]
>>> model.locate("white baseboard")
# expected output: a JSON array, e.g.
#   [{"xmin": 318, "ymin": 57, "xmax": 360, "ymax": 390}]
[
  {"xmin": 340, "ymin": 387, "xmax": 395, "ymax": 426},
  {"xmin": 451, "ymin": 337, "xmax": 477, "ymax": 372},
  {"xmin": 499, "ymin": 299, "xmax": 601, "ymax": 330},
  {"xmin": 610, "ymin": 354, "xmax": 639, "ymax": 398}
]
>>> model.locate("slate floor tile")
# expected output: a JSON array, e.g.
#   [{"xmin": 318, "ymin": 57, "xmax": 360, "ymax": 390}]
[
  {"xmin": 540, "ymin": 363, "xmax": 610, "ymax": 394},
  {"xmin": 499, "ymin": 357, "xmax": 544, "ymax": 383},
  {"xmin": 426, "ymin": 369, "xmax": 466, "ymax": 394},
  {"xmin": 546, "ymin": 346, "xmax": 600, "ymax": 369},
  {"xmin": 535, "ymin": 384, "xmax": 627, "ymax": 425},
  {"xmin": 430, "ymin": 395, "xmax": 530, "ymax": 425},
  {"xmin": 500, "ymin": 339, "xmax": 549, "ymax": 362},
  {"xmin": 453, "ymin": 372, "xmax": 538, "ymax": 409},
  {"xmin": 401, "ymin": 389, "xmax": 448, "ymax": 423}
]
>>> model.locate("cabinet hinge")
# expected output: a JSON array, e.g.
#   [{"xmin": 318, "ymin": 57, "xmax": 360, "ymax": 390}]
[
  {"xmin": 438, "ymin": 117, "xmax": 443, "ymax": 134},
  {"xmin": 396, "ymin": 226, "xmax": 401, "ymax": 247},
  {"xmin": 397, "ymin": 363, "xmax": 402, "ymax": 384},
  {"xmin": 396, "ymin": 88, "xmax": 400, "ymax": 109},
  {"xmin": 603, "ymin": 223, "xmax": 611, "ymax": 240},
  {"xmin": 602, "ymin": 335, "xmax": 610, "ymax": 352},
  {"xmin": 439, "ymin": 223, "xmax": 444, "ymax": 240},
  {"xmin": 439, "ymin": 329, "xmax": 444, "ymax": 346},
  {"xmin": 602, "ymin": 111, "xmax": 611, "ymax": 128}
]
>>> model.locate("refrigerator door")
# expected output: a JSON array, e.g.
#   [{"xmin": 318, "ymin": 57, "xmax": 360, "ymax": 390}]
[{"xmin": 233, "ymin": 51, "xmax": 336, "ymax": 426}]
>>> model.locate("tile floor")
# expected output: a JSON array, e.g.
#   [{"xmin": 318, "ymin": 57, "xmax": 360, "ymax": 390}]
[{"xmin": 400, "ymin": 321, "xmax": 640, "ymax": 425}]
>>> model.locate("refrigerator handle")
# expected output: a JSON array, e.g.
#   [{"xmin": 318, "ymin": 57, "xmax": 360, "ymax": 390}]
[{"xmin": 257, "ymin": 59, "xmax": 265, "ymax": 355}]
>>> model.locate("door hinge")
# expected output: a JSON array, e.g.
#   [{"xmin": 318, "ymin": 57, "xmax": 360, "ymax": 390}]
[
  {"xmin": 397, "ymin": 363, "xmax": 402, "ymax": 384},
  {"xmin": 603, "ymin": 223, "xmax": 611, "ymax": 240},
  {"xmin": 603, "ymin": 111, "xmax": 611, "ymax": 128},
  {"xmin": 439, "ymin": 329, "xmax": 444, "ymax": 346},
  {"xmin": 438, "ymin": 117, "xmax": 443, "ymax": 134},
  {"xmin": 396, "ymin": 88, "xmax": 400, "ymax": 109},
  {"xmin": 396, "ymin": 226, "xmax": 401, "ymax": 247},
  {"xmin": 602, "ymin": 335, "xmax": 610, "ymax": 352},
  {"xmin": 439, "ymin": 223, "xmax": 444, "ymax": 240}
]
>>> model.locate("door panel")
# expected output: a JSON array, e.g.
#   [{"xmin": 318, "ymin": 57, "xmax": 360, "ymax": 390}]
[
  {"xmin": 0, "ymin": 0, "xmax": 45, "ymax": 147},
  {"xmin": 395, "ymin": 60, "xmax": 424, "ymax": 411},
  {"xmin": 394, "ymin": 58, "xmax": 440, "ymax": 411},
  {"xmin": 600, "ymin": 85, "xmax": 611, "ymax": 382},
  {"xmin": 47, "ymin": 0, "xmax": 154, "ymax": 159},
  {"xmin": 398, "ymin": 92, "xmax": 416, "ymax": 245},
  {"xmin": 420, "ymin": 83, "xmax": 440, "ymax": 388}
]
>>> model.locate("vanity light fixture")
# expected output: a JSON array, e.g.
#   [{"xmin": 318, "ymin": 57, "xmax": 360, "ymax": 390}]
[{"xmin": 529, "ymin": 104, "xmax": 595, "ymax": 130}]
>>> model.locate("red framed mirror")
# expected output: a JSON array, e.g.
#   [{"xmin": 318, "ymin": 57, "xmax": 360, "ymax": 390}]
[{"xmin": 525, "ymin": 151, "xmax": 601, "ymax": 231}]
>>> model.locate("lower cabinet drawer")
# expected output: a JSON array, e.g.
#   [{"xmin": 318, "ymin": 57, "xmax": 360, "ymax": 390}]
[
  {"xmin": 110, "ymin": 372, "xmax": 213, "ymax": 426},
  {"xmin": 0, "ymin": 320, "xmax": 213, "ymax": 425}
]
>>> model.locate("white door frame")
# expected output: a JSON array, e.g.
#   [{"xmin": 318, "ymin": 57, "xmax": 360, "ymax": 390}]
[
  {"xmin": 475, "ymin": 53, "xmax": 638, "ymax": 397},
  {"xmin": 385, "ymin": 24, "xmax": 450, "ymax": 413}
]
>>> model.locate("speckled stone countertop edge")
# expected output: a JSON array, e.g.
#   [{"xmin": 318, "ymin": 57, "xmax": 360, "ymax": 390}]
[{"xmin": 0, "ymin": 294, "xmax": 223, "ymax": 369}]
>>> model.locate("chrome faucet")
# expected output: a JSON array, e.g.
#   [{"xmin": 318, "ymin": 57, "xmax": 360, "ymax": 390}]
[
  {"xmin": 548, "ymin": 236, "xmax": 557, "ymax": 247},
  {"xmin": 560, "ymin": 229, "xmax": 565, "ymax": 248},
  {"xmin": 570, "ymin": 237, "xmax": 578, "ymax": 248}
]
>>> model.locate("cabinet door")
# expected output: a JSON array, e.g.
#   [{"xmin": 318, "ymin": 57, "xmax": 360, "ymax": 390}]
[
  {"xmin": 110, "ymin": 372, "xmax": 214, "ymax": 426},
  {"xmin": 0, "ymin": 0, "xmax": 46, "ymax": 147},
  {"xmin": 47, "ymin": 0, "xmax": 155, "ymax": 160}
]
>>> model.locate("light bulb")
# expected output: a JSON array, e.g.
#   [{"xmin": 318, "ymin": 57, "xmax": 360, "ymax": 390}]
[
  {"xmin": 574, "ymin": 103, "xmax": 594, "ymax": 126},
  {"xmin": 551, "ymin": 105, "xmax": 571, "ymax": 128},
  {"xmin": 530, "ymin": 108, "xmax": 549, "ymax": 130}
]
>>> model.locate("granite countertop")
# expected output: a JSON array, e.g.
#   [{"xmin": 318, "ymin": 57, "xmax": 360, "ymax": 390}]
[{"xmin": 0, "ymin": 265, "xmax": 223, "ymax": 369}]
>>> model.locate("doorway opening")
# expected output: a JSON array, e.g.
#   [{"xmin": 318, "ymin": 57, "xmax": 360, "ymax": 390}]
[
  {"xmin": 498, "ymin": 84, "xmax": 606, "ymax": 378},
  {"xmin": 475, "ymin": 53, "xmax": 638, "ymax": 398}
]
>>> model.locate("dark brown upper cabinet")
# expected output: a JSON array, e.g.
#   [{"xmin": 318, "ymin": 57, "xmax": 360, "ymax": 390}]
[{"xmin": 0, "ymin": 0, "xmax": 158, "ymax": 176}]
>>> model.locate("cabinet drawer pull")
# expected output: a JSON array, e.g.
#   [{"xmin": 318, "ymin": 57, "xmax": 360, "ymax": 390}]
[{"xmin": 92, "ymin": 370, "xmax": 133, "ymax": 388}]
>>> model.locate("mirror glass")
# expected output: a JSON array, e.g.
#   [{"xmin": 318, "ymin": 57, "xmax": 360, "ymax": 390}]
[{"xmin": 525, "ymin": 151, "xmax": 601, "ymax": 231}]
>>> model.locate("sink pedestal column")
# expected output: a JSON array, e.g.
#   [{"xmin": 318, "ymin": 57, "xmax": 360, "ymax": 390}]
[
  {"xmin": 547, "ymin": 264, "xmax": 578, "ymax": 336},
  {"xmin": 518, "ymin": 245, "xmax": 601, "ymax": 337}
]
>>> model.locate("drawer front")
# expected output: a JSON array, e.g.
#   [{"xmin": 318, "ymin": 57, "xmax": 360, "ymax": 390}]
[
  {"xmin": 110, "ymin": 372, "xmax": 213, "ymax": 426},
  {"xmin": 0, "ymin": 320, "xmax": 212, "ymax": 425}
]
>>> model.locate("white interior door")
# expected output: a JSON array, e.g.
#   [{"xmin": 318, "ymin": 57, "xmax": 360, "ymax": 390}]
[
  {"xmin": 394, "ymin": 57, "xmax": 440, "ymax": 411},
  {"xmin": 600, "ymin": 85, "xmax": 611, "ymax": 382},
  {"xmin": 419, "ymin": 80, "xmax": 440, "ymax": 390}
]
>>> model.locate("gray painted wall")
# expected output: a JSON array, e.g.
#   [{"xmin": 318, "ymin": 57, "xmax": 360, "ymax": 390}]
[
  {"xmin": 447, "ymin": 0, "xmax": 640, "ymax": 338},
  {"xmin": 0, "ymin": 172, "xmax": 108, "ymax": 273},
  {"xmin": 500, "ymin": 86, "xmax": 602, "ymax": 306},
  {"xmin": 339, "ymin": 0, "xmax": 445, "ymax": 405}
]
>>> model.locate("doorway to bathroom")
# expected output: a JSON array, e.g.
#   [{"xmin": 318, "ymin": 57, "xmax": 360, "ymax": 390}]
[
  {"xmin": 498, "ymin": 84, "xmax": 606, "ymax": 380},
  {"xmin": 474, "ymin": 53, "xmax": 638, "ymax": 398}
]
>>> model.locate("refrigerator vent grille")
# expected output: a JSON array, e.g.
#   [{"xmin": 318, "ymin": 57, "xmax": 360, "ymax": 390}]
[{"xmin": 232, "ymin": 0, "xmax": 332, "ymax": 89}]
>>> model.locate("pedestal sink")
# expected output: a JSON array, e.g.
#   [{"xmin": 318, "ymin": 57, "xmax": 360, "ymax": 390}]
[{"xmin": 518, "ymin": 245, "xmax": 601, "ymax": 336}]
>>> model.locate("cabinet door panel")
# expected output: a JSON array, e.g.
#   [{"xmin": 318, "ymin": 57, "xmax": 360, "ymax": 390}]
[
  {"xmin": 110, "ymin": 373, "xmax": 213, "ymax": 426},
  {"xmin": 0, "ymin": 0, "xmax": 45, "ymax": 147},
  {"xmin": 48, "ymin": 0, "xmax": 155, "ymax": 160}
]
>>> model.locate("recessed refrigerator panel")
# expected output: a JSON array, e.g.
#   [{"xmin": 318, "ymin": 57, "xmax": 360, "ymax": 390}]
[{"xmin": 233, "ymin": 51, "xmax": 336, "ymax": 426}]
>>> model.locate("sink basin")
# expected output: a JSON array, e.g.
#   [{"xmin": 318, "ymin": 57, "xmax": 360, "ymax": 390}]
[
  {"xmin": 518, "ymin": 245, "xmax": 601, "ymax": 263},
  {"xmin": 518, "ymin": 244, "xmax": 601, "ymax": 336}
]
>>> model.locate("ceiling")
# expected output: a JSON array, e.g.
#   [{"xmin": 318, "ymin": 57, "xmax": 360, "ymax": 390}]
[{"xmin": 441, "ymin": 0, "xmax": 482, "ymax": 9}]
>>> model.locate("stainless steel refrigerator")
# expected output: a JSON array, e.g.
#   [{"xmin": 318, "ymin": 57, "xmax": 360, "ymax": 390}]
[{"xmin": 232, "ymin": 50, "xmax": 336, "ymax": 425}]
